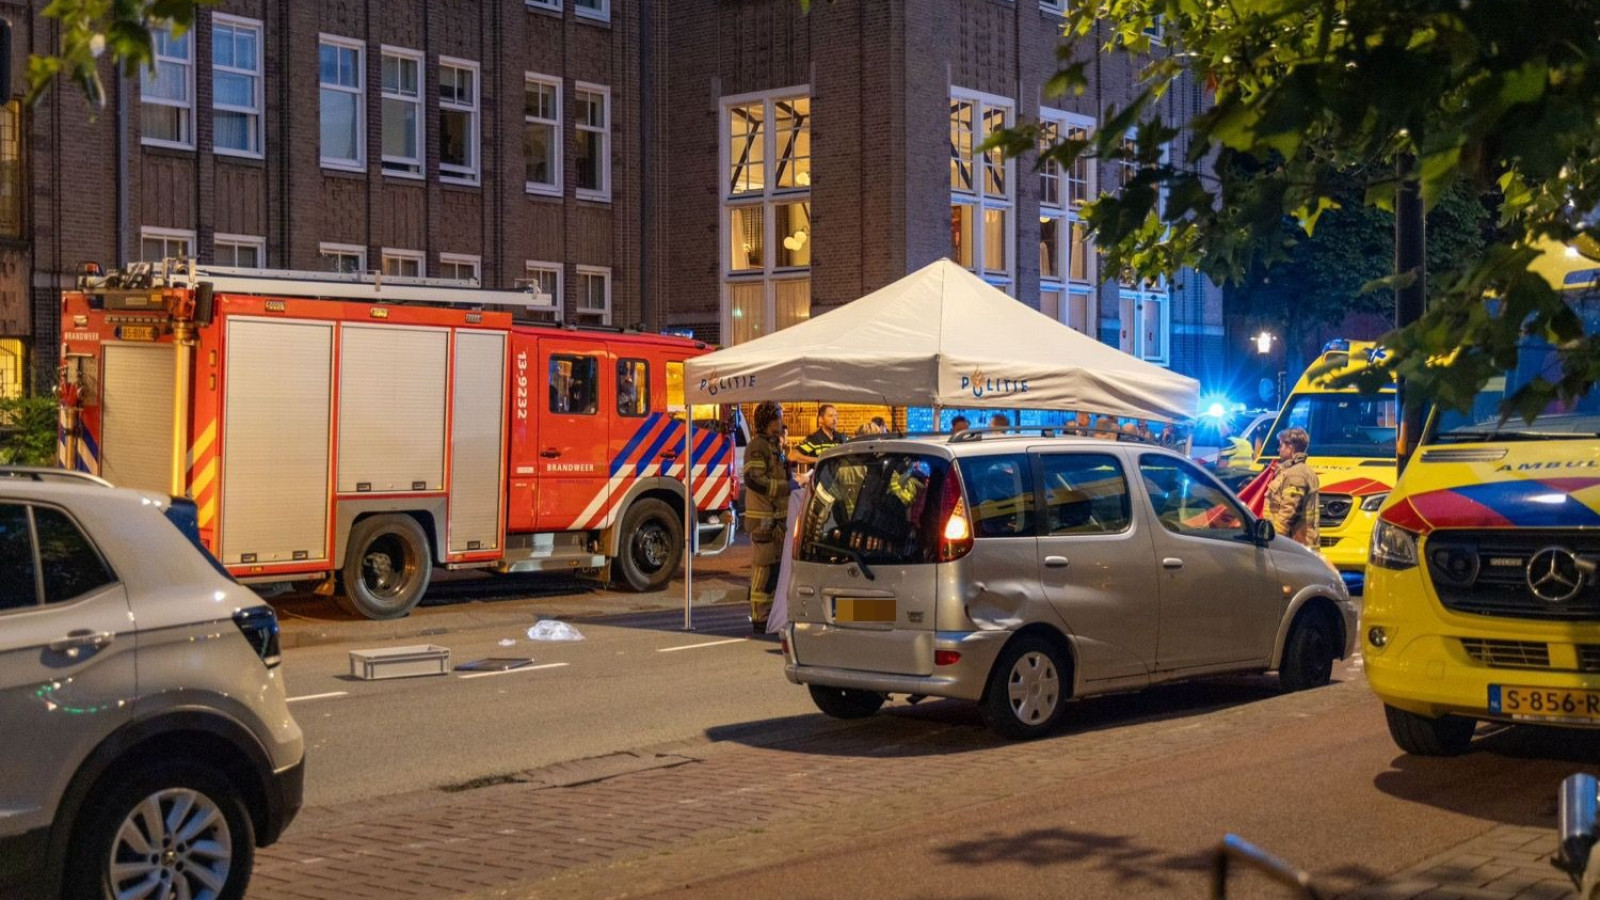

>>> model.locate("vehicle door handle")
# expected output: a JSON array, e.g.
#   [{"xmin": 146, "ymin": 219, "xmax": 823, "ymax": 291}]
[
  {"xmin": 540, "ymin": 448, "xmax": 561, "ymax": 459},
  {"xmin": 49, "ymin": 630, "xmax": 114, "ymax": 654},
  {"xmin": 1162, "ymin": 558, "xmax": 1184, "ymax": 569},
  {"xmin": 1043, "ymin": 556, "xmax": 1070, "ymax": 568}
]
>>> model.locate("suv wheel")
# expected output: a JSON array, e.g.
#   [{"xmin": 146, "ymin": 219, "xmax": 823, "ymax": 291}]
[
  {"xmin": 338, "ymin": 514, "xmax": 432, "ymax": 619},
  {"xmin": 67, "ymin": 762, "xmax": 255, "ymax": 900},
  {"xmin": 980, "ymin": 635, "xmax": 1070, "ymax": 740},
  {"xmin": 808, "ymin": 684, "xmax": 885, "ymax": 719},
  {"xmin": 1278, "ymin": 608, "xmax": 1338, "ymax": 692},
  {"xmin": 1384, "ymin": 704, "xmax": 1476, "ymax": 757}
]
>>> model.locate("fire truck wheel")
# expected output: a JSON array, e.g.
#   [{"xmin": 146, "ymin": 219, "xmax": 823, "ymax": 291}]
[
  {"xmin": 338, "ymin": 514, "xmax": 433, "ymax": 619},
  {"xmin": 616, "ymin": 499, "xmax": 684, "ymax": 592}
]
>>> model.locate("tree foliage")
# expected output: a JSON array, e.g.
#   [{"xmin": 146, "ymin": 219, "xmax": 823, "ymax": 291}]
[
  {"xmin": 0, "ymin": 394, "xmax": 59, "ymax": 466},
  {"xmin": 985, "ymin": 0, "xmax": 1600, "ymax": 420},
  {"xmin": 27, "ymin": 0, "xmax": 216, "ymax": 107}
]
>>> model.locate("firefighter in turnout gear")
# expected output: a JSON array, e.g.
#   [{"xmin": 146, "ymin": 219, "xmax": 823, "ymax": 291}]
[
  {"xmin": 743, "ymin": 401, "xmax": 792, "ymax": 632},
  {"xmin": 1265, "ymin": 426, "xmax": 1321, "ymax": 551}
]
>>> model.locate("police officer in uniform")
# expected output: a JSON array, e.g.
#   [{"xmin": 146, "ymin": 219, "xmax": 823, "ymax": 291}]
[
  {"xmin": 743, "ymin": 401, "xmax": 792, "ymax": 632},
  {"xmin": 1264, "ymin": 426, "xmax": 1321, "ymax": 550},
  {"xmin": 790, "ymin": 403, "xmax": 842, "ymax": 470}
]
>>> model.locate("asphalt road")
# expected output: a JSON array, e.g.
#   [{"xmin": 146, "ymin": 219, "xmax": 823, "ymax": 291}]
[{"xmin": 281, "ymin": 604, "xmax": 815, "ymax": 807}]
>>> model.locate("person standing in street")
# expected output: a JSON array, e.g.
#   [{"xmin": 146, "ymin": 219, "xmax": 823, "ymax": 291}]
[
  {"xmin": 989, "ymin": 413, "xmax": 1011, "ymax": 431},
  {"xmin": 950, "ymin": 415, "xmax": 970, "ymax": 434},
  {"xmin": 1264, "ymin": 426, "xmax": 1321, "ymax": 550},
  {"xmin": 789, "ymin": 404, "xmax": 842, "ymax": 471},
  {"xmin": 743, "ymin": 401, "xmax": 792, "ymax": 632}
]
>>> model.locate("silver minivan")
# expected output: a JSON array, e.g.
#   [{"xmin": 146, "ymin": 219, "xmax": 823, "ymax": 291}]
[{"xmin": 781, "ymin": 430, "xmax": 1357, "ymax": 739}]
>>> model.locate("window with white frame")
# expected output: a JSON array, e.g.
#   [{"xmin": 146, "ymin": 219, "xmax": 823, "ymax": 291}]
[
  {"xmin": 319, "ymin": 36, "xmax": 364, "ymax": 170},
  {"xmin": 575, "ymin": 266, "xmax": 611, "ymax": 324},
  {"xmin": 523, "ymin": 261, "xmax": 562, "ymax": 307},
  {"xmin": 575, "ymin": 0, "xmax": 609, "ymax": 22},
  {"xmin": 950, "ymin": 89, "xmax": 1014, "ymax": 290},
  {"xmin": 574, "ymin": 84, "xmax": 610, "ymax": 201},
  {"xmin": 213, "ymin": 234, "xmax": 264, "ymax": 268},
  {"xmin": 381, "ymin": 48, "xmax": 424, "ymax": 177},
  {"xmin": 1041, "ymin": 0, "xmax": 1066, "ymax": 12},
  {"xmin": 722, "ymin": 89, "xmax": 811, "ymax": 346},
  {"xmin": 213, "ymin": 16, "xmax": 262, "ymax": 156},
  {"xmin": 524, "ymin": 75, "xmax": 561, "ymax": 196},
  {"xmin": 1039, "ymin": 109, "xmax": 1095, "ymax": 331},
  {"xmin": 141, "ymin": 24, "xmax": 193, "ymax": 148},
  {"xmin": 140, "ymin": 227, "xmax": 195, "ymax": 263},
  {"xmin": 319, "ymin": 242, "xmax": 366, "ymax": 274},
  {"xmin": 527, "ymin": 0, "xmax": 560, "ymax": 10},
  {"xmin": 1114, "ymin": 127, "xmax": 1171, "ymax": 363},
  {"xmin": 381, "ymin": 249, "xmax": 424, "ymax": 277},
  {"xmin": 440, "ymin": 253, "xmax": 481, "ymax": 283},
  {"xmin": 439, "ymin": 60, "xmax": 480, "ymax": 183}
]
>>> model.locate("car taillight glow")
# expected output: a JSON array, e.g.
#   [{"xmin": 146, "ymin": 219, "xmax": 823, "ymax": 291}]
[
  {"xmin": 233, "ymin": 606, "xmax": 282, "ymax": 668},
  {"xmin": 935, "ymin": 650, "xmax": 962, "ymax": 666},
  {"xmin": 937, "ymin": 474, "xmax": 974, "ymax": 561}
]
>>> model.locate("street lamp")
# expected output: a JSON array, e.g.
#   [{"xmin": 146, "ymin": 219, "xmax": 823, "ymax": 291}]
[
  {"xmin": 1253, "ymin": 330, "xmax": 1285, "ymax": 408},
  {"xmin": 1254, "ymin": 330, "xmax": 1274, "ymax": 355}
]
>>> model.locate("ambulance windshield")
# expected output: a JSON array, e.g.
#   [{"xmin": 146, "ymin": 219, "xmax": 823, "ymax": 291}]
[
  {"xmin": 1263, "ymin": 393, "xmax": 1397, "ymax": 460},
  {"xmin": 1432, "ymin": 291, "xmax": 1600, "ymax": 442}
]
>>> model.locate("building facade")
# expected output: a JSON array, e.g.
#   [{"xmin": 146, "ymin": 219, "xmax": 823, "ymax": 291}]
[{"xmin": 0, "ymin": 0, "xmax": 1225, "ymax": 395}]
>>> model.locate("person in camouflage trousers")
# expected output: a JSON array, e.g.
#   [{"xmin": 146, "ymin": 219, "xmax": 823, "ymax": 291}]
[
  {"xmin": 743, "ymin": 401, "xmax": 792, "ymax": 632},
  {"xmin": 1264, "ymin": 426, "xmax": 1320, "ymax": 550}
]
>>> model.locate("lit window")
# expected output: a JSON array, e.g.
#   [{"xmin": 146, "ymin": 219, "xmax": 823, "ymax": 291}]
[
  {"xmin": 214, "ymin": 234, "xmax": 264, "ymax": 268},
  {"xmin": 721, "ymin": 88, "xmax": 811, "ymax": 345},
  {"xmin": 950, "ymin": 89, "xmax": 1014, "ymax": 290},
  {"xmin": 576, "ymin": 266, "xmax": 611, "ymax": 325},
  {"xmin": 524, "ymin": 75, "xmax": 561, "ymax": 195},
  {"xmin": 1039, "ymin": 109, "xmax": 1096, "ymax": 294},
  {"xmin": 0, "ymin": 102, "xmax": 21, "ymax": 239},
  {"xmin": 381, "ymin": 250, "xmax": 424, "ymax": 277},
  {"xmin": 575, "ymin": 85, "xmax": 610, "ymax": 200},
  {"xmin": 319, "ymin": 242, "xmax": 366, "ymax": 274},
  {"xmin": 440, "ymin": 60, "xmax": 480, "ymax": 184},
  {"xmin": 319, "ymin": 36, "xmax": 364, "ymax": 170},
  {"xmin": 381, "ymin": 49, "xmax": 424, "ymax": 177},
  {"xmin": 213, "ymin": 17, "xmax": 262, "ymax": 157},
  {"xmin": 140, "ymin": 228, "xmax": 195, "ymax": 263},
  {"xmin": 440, "ymin": 254, "xmax": 481, "ymax": 283},
  {"xmin": 142, "ymin": 24, "xmax": 193, "ymax": 148}
]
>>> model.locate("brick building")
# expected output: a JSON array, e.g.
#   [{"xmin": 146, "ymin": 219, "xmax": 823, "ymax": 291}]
[{"xmin": 0, "ymin": 0, "xmax": 1225, "ymax": 395}]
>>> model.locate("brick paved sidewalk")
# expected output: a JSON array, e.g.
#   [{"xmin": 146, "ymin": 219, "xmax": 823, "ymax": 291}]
[{"xmin": 250, "ymin": 678, "xmax": 1576, "ymax": 900}]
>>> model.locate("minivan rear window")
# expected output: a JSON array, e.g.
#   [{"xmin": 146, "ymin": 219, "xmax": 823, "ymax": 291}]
[{"xmin": 799, "ymin": 452, "xmax": 953, "ymax": 566}]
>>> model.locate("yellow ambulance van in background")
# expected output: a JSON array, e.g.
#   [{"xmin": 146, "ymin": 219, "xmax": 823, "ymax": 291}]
[
  {"xmin": 1365, "ymin": 242, "xmax": 1600, "ymax": 755},
  {"xmin": 1257, "ymin": 341, "xmax": 1399, "ymax": 595}
]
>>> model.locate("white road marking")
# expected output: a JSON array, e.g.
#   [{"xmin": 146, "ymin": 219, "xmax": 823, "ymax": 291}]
[
  {"xmin": 457, "ymin": 662, "xmax": 571, "ymax": 680},
  {"xmin": 658, "ymin": 638, "xmax": 747, "ymax": 653},
  {"xmin": 287, "ymin": 691, "xmax": 348, "ymax": 704}
]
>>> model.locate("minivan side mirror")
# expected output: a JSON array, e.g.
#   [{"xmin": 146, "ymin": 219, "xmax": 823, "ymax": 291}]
[
  {"xmin": 1556, "ymin": 773, "xmax": 1599, "ymax": 889},
  {"xmin": 1252, "ymin": 518, "xmax": 1276, "ymax": 547}
]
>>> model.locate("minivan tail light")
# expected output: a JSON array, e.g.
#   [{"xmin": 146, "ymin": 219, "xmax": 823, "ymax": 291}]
[
  {"xmin": 938, "ymin": 475, "xmax": 974, "ymax": 562},
  {"xmin": 233, "ymin": 606, "xmax": 282, "ymax": 668},
  {"xmin": 935, "ymin": 650, "xmax": 962, "ymax": 666}
]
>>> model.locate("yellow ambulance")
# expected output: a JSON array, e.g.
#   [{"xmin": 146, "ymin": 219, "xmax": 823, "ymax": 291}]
[
  {"xmin": 1256, "ymin": 341, "xmax": 1399, "ymax": 595},
  {"xmin": 1365, "ymin": 242, "xmax": 1600, "ymax": 755}
]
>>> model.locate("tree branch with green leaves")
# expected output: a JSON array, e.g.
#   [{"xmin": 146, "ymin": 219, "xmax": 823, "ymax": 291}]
[
  {"xmin": 27, "ymin": 0, "xmax": 215, "ymax": 107},
  {"xmin": 992, "ymin": 0, "xmax": 1600, "ymax": 421}
]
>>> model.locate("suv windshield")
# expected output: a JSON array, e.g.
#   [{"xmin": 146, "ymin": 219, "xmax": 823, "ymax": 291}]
[
  {"xmin": 1263, "ymin": 393, "xmax": 1396, "ymax": 460},
  {"xmin": 799, "ymin": 452, "xmax": 953, "ymax": 566},
  {"xmin": 1431, "ymin": 292, "xmax": 1600, "ymax": 442}
]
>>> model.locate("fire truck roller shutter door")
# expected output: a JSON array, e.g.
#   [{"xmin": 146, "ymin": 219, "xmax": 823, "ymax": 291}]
[
  {"xmin": 100, "ymin": 343, "xmax": 176, "ymax": 493},
  {"xmin": 449, "ymin": 330, "xmax": 508, "ymax": 553},
  {"xmin": 219, "ymin": 319, "xmax": 334, "ymax": 565},
  {"xmin": 337, "ymin": 326, "xmax": 449, "ymax": 494}
]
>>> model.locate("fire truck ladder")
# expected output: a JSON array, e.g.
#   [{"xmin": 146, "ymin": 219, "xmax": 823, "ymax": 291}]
[{"xmin": 84, "ymin": 259, "xmax": 563, "ymax": 319}]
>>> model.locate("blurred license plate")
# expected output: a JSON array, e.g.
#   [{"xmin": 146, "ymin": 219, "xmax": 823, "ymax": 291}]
[
  {"xmin": 1488, "ymin": 685, "xmax": 1600, "ymax": 722},
  {"xmin": 833, "ymin": 598, "xmax": 895, "ymax": 623}
]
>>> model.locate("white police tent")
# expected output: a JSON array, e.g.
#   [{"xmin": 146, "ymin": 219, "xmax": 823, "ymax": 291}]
[
  {"xmin": 672, "ymin": 258, "xmax": 1200, "ymax": 630},
  {"xmin": 682, "ymin": 258, "xmax": 1198, "ymax": 420}
]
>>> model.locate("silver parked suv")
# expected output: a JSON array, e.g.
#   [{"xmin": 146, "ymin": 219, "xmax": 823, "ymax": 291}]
[
  {"xmin": 0, "ymin": 478, "xmax": 304, "ymax": 900},
  {"xmin": 782, "ymin": 430, "xmax": 1357, "ymax": 739}
]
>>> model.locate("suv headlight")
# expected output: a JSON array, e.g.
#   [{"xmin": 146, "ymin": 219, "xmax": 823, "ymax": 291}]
[
  {"xmin": 1359, "ymin": 492, "xmax": 1389, "ymax": 512},
  {"xmin": 1370, "ymin": 519, "xmax": 1419, "ymax": 570}
]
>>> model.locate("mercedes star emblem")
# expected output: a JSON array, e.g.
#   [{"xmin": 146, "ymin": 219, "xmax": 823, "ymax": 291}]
[{"xmin": 1526, "ymin": 547, "xmax": 1586, "ymax": 604}]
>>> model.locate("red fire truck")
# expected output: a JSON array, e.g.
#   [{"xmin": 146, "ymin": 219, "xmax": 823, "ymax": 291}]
[{"xmin": 58, "ymin": 262, "xmax": 736, "ymax": 619}]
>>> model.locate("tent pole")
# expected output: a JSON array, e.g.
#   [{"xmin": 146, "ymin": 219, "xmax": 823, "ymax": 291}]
[{"xmin": 683, "ymin": 410, "xmax": 696, "ymax": 631}]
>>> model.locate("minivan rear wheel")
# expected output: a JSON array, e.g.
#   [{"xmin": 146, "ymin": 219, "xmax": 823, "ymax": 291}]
[
  {"xmin": 980, "ymin": 634, "xmax": 1070, "ymax": 740},
  {"xmin": 808, "ymin": 684, "xmax": 885, "ymax": 719},
  {"xmin": 67, "ymin": 761, "xmax": 255, "ymax": 900}
]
